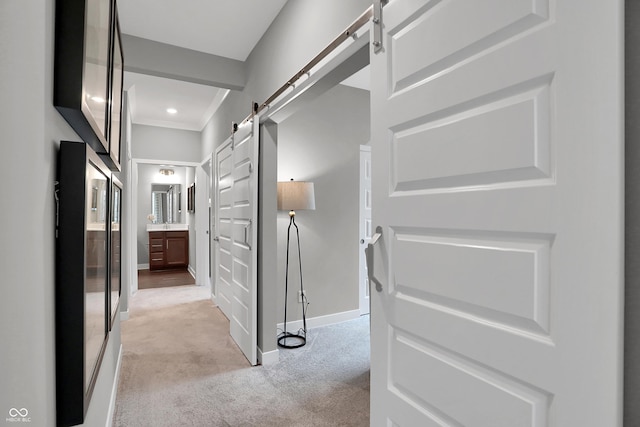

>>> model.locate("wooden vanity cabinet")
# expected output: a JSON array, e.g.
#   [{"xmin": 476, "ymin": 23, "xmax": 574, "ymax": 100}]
[{"xmin": 148, "ymin": 230, "xmax": 188, "ymax": 271}]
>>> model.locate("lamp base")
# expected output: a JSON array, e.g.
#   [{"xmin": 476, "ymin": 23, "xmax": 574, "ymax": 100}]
[{"xmin": 277, "ymin": 331, "xmax": 306, "ymax": 349}]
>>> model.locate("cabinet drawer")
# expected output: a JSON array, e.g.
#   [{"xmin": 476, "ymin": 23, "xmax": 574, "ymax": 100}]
[
  {"xmin": 150, "ymin": 238, "xmax": 164, "ymax": 252},
  {"xmin": 149, "ymin": 258, "xmax": 165, "ymax": 270},
  {"xmin": 149, "ymin": 254, "xmax": 165, "ymax": 270},
  {"xmin": 150, "ymin": 255, "xmax": 165, "ymax": 263},
  {"xmin": 167, "ymin": 230, "xmax": 188, "ymax": 239}
]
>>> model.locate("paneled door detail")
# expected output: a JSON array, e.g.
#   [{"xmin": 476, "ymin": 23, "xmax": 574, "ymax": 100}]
[
  {"xmin": 214, "ymin": 119, "xmax": 259, "ymax": 365},
  {"xmin": 359, "ymin": 145, "xmax": 372, "ymax": 315},
  {"xmin": 369, "ymin": 0, "xmax": 624, "ymax": 425}
]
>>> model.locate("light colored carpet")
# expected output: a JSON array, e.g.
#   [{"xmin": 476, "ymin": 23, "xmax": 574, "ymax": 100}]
[{"xmin": 113, "ymin": 285, "xmax": 370, "ymax": 426}]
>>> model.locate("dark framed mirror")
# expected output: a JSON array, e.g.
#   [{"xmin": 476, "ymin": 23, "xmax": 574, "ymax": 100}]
[
  {"xmin": 105, "ymin": 11, "xmax": 124, "ymax": 170},
  {"xmin": 56, "ymin": 141, "xmax": 111, "ymax": 426},
  {"xmin": 54, "ymin": 0, "xmax": 123, "ymax": 172}
]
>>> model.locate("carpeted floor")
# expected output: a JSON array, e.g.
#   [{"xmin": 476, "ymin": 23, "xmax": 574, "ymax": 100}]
[{"xmin": 113, "ymin": 285, "xmax": 370, "ymax": 426}]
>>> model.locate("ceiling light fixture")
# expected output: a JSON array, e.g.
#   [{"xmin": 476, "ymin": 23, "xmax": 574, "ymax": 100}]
[
  {"xmin": 159, "ymin": 168, "xmax": 175, "ymax": 176},
  {"xmin": 166, "ymin": 108, "xmax": 178, "ymax": 114}
]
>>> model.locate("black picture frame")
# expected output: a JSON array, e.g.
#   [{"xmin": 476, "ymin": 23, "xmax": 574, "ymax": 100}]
[
  {"xmin": 54, "ymin": 0, "xmax": 122, "ymax": 172},
  {"xmin": 109, "ymin": 175, "xmax": 122, "ymax": 329},
  {"xmin": 56, "ymin": 141, "xmax": 111, "ymax": 427},
  {"xmin": 103, "ymin": 9, "xmax": 124, "ymax": 171},
  {"xmin": 187, "ymin": 183, "xmax": 196, "ymax": 212}
]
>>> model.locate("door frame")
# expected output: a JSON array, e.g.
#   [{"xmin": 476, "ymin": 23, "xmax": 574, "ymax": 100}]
[
  {"xmin": 127, "ymin": 158, "xmax": 199, "ymax": 297},
  {"xmin": 254, "ymin": 24, "xmax": 372, "ymax": 361},
  {"xmin": 195, "ymin": 155, "xmax": 213, "ymax": 292}
]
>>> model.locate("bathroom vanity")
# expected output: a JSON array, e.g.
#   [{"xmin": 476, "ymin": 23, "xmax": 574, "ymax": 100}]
[{"xmin": 148, "ymin": 225, "xmax": 189, "ymax": 271}]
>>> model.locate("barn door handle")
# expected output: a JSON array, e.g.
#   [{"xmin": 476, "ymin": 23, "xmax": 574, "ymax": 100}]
[
  {"xmin": 365, "ymin": 226, "xmax": 383, "ymax": 292},
  {"xmin": 244, "ymin": 220, "xmax": 252, "ymax": 250}
]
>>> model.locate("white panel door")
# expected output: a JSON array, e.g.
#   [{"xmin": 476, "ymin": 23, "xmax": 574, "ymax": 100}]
[
  {"xmin": 369, "ymin": 1, "xmax": 624, "ymax": 426},
  {"xmin": 359, "ymin": 145, "xmax": 372, "ymax": 315},
  {"xmin": 229, "ymin": 120, "xmax": 259, "ymax": 366},
  {"xmin": 214, "ymin": 118, "xmax": 259, "ymax": 366}
]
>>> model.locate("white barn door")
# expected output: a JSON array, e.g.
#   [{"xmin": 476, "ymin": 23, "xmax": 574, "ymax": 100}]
[
  {"xmin": 214, "ymin": 119, "xmax": 259, "ymax": 365},
  {"xmin": 369, "ymin": 1, "xmax": 624, "ymax": 426}
]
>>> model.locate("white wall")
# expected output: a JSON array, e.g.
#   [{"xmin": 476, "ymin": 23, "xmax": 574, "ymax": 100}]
[
  {"xmin": 133, "ymin": 124, "xmax": 201, "ymax": 162},
  {"xmin": 277, "ymin": 84, "xmax": 370, "ymax": 323},
  {"xmin": 0, "ymin": 0, "xmax": 121, "ymax": 424}
]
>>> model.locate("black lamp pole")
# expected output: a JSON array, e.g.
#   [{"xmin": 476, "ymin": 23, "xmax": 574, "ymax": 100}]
[{"xmin": 278, "ymin": 210, "xmax": 308, "ymax": 348}]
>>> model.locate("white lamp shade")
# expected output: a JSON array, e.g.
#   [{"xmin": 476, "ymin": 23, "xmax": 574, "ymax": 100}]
[{"xmin": 277, "ymin": 180, "xmax": 315, "ymax": 211}]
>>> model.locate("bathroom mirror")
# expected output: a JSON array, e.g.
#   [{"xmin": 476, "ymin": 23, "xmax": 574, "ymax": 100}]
[{"xmin": 151, "ymin": 183, "xmax": 181, "ymax": 223}]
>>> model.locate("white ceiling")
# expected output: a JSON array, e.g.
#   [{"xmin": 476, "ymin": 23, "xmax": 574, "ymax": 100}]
[
  {"xmin": 124, "ymin": 72, "xmax": 228, "ymax": 131},
  {"xmin": 118, "ymin": 0, "xmax": 289, "ymax": 61},
  {"xmin": 340, "ymin": 66, "xmax": 370, "ymax": 91},
  {"xmin": 118, "ymin": 0, "xmax": 369, "ymax": 131}
]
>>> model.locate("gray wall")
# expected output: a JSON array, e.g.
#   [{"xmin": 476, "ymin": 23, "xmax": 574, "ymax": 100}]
[
  {"xmin": 0, "ymin": 0, "xmax": 121, "ymax": 424},
  {"xmin": 626, "ymin": 1, "xmax": 640, "ymax": 424},
  {"xmin": 277, "ymin": 84, "xmax": 370, "ymax": 323},
  {"xmin": 133, "ymin": 124, "xmax": 201, "ymax": 162},
  {"xmin": 201, "ymin": 0, "xmax": 372, "ymax": 159}
]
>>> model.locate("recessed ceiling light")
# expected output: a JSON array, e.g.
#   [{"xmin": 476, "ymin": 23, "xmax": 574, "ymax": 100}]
[{"xmin": 166, "ymin": 108, "xmax": 178, "ymax": 114}]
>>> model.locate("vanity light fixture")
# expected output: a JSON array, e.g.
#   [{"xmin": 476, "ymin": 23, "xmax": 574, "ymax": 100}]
[
  {"xmin": 159, "ymin": 168, "xmax": 174, "ymax": 176},
  {"xmin": 166, "ymin": 108, "xmax": 178, "ymax": 114}
]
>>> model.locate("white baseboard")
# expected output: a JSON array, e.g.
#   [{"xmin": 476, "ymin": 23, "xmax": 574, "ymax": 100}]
[
  {"xmin": 210, "ymin": 293, "xmax": 217, "ymax": 306},
  {"xmin": 277, "ymin": 309, "xmax": 361, "ymax": 334},
  {"xmin": 105, "ymin": 344, "xmax": 123, "ymax": 427},
  {"xmin": 258, "ymin": 347, "xmax": 279, "ymax": 365},
  {"xmin": 188, "ymin": 265, "xmax": 196, "ymax": 278},
  {"xmin": 120, "ymin": 309, "xmax": 129, "ymax": 321},
  {"xmin": 137, "ymin": 263, "xmax": 149, "ymax": 270}
]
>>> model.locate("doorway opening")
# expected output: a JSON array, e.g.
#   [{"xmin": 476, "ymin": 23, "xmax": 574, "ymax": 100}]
[
  {"xmin": 274, "ymin": 81, "xmax": 371, "ymax": 335},
  {"xmin": 129, "ymin": 160, "xmax": 199, "ymax": 296}
]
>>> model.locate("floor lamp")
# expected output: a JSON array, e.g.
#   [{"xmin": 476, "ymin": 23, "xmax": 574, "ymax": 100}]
[{"xmin": 277, "ymin": 179, "xmax": 315, "ymax": 348}]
